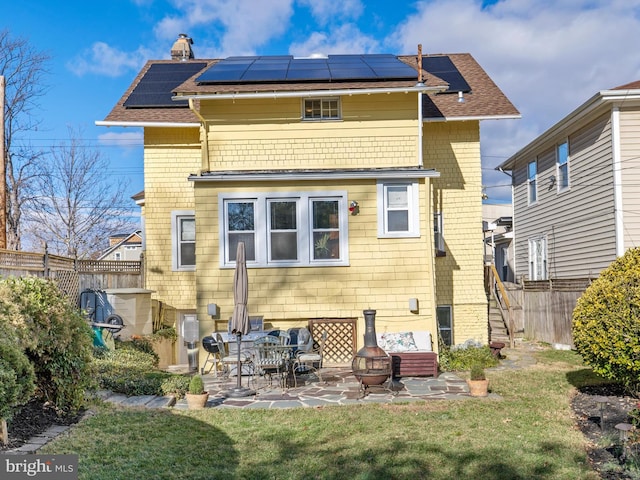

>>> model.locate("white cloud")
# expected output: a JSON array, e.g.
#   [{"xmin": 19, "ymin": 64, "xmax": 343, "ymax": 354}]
[
  {"xmin": 297, "ymin": 0, "xmax": 364, "ymax": 25},
  {"xmin": 98, "ymin": 131, "xmax": 144, "ymax": 149},
  {"xmin": 154, "ymin": 0, "xmax": 295, "ymax": 55},
  {"xmin": 389, "ymin": 0, "xmax": 640, "ymax": 201},
  {"xmin": 67, "ymin": 42, "xmax": 152, "ymax": 77},
  {"xmin": 289, "ymin": 24, "xmax": 379, "ymax": 56}
]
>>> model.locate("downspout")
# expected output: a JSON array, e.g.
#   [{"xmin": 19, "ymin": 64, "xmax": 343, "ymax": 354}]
[
  {"xmin": 417, "ymin": 44, "xmax": 424, "ymax": 168},
  {"xmin": 611, "ymin": 106, "xmax": 624, "ymax": 257},
  {"xmin": 188, "ymin": 98, "xmax": 210, "ymax": 172}
]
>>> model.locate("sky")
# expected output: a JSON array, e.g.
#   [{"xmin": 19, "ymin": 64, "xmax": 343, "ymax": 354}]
[{"xmin": 7, "ymin": 0, "xmax": 640, "ymax": 212}]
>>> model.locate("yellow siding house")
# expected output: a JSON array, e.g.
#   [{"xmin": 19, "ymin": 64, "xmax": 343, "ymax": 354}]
[{"xmin": 99, "ymin": 37, "xmax": 519, "ymax": 368}]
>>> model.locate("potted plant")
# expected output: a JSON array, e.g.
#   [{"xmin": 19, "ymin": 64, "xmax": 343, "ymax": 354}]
[
  {"xmin": 467, "ymin": 363, "xmax": 489, "ymax": 397},
  {"xmin": 185, "ymin": 374, "xmax": 208, "ymax": 409}
]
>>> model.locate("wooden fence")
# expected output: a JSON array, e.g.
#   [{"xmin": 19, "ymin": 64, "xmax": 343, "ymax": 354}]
[
  {"xmin": 0, "ymin": 249, "xmax": 143, "ymax": 303},
  {"xmin": 503, "ymin": 278, "xmax": 593, "ymax": 347}
]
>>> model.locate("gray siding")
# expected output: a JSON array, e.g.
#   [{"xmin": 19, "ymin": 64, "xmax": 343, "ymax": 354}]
[
  {"xmin": 619, "ymin": 108, "xmax": 640, "ymax": 250},
  {"xmin": 512, "ymin": 112, "xmax": 617, "ymax": 279}
]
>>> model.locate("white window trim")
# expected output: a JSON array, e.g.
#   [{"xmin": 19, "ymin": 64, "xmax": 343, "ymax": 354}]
[
  {"xmin": 528, "ymin": 235, "xmax": 548, "ymax": 281},
  {"xmin": 219, "ymin": 191, "xmax": 349, "ymax": 268},
  {"xmin": 376, "ymin": 180, "xmax": 420, "ymax": 238},
  {"xmin": 556, "ymin": 139, "xmax": 570, "ymax": 193},
  {"xmin": 301, "ymin": 97, "xmax": 341, "ymax": 121},
  {"xmin": 527, "ymin": 159, "xmax": 538, "ymax": 206},
  {"xmin": 171, "ymin": 210, "xmax": 196, "ymax": 272}
]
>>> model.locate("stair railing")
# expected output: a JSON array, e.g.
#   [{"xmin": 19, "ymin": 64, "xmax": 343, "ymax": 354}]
[{"xmin": 487, "ymin": 264, "xmax": 515, "ymax": 348}]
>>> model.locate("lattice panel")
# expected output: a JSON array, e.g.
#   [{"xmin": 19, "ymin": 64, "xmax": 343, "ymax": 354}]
[
  {"xmin": 52, "ymin": 270, "xmax": 80, "ymax": 304},
  {"xmin": 309, "ymin": 318, "xmax": 357, "ymax": 366}
]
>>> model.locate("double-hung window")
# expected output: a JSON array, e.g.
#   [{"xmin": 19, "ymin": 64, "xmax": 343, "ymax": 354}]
[
  {"xmin": 527, "ymin": 160, "xmax": 537, "ymax": 205},
  {"xmin": 436, "ymin": 306, "xmax": 453, "ymax": 346},
  {"xmin": 172, "ymin": 211, "xmax": 196, "ymax": 271},
  {"xmin": 434, "ymin": 212, "xmax": 445, "ymax": 256},
  {"xmin": 303, "ymin": 98, "xmax": 340, "ymax": 120},
  {"xmin": 221, "ymin": 192, "xmax": 348, "ymax": 267},
  {"xmin": 557, "ymin": 140, "xmax": 570, "ymax": 191},
  {"xmin": 377, "ymin": 180, "xmax": 420, "ymax": 237}
]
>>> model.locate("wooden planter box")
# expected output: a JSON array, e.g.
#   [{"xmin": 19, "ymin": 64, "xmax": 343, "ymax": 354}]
[{"xmin": 390, "ymin": 352, "xmax": 438, "ymax": 378}]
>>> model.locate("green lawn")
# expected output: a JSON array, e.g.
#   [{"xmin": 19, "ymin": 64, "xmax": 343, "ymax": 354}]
[{"xmin": 41, "ymin": 349, "xmax": 602, "ymax": 479}]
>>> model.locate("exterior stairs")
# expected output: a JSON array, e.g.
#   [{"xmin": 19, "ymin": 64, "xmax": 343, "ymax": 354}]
[{"xmin": 488, "ymin": 297, "xmax": 510, "ymax": 344}]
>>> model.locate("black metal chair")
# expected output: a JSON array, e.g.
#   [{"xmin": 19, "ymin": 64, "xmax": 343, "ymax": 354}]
[{"xmin": 201, "ymin": 335, "xmax": 221, "ymax": 376}]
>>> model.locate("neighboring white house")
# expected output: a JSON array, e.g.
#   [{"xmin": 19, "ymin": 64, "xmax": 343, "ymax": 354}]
[
  {"xmin": 498, "ymin": 80, "xmax": 640, "ymax": 281},
  {"xmin": 482, "ymin": 203, "xmax": 514, "ymax": 283},
  {"xmin": 99, "ymin": 231, "xmax": 143, "ymax": 261}
]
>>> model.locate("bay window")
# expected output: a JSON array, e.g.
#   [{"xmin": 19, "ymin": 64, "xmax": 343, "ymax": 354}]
[{"xmin": 221, "ymin": 191, "xmax": 348, "ymax": 267}]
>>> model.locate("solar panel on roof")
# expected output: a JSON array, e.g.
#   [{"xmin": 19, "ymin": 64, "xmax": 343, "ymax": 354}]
[
  {"xmin": 124, "ymin": 62, "xmax": 207, "ymax": 108},
  {"xmin": 422, "ymin": 57, "xmax": 470, "ymax": 93},
  {"xmin": 196, "ymin": 54, "xmax": 419, "ymax": 84}
]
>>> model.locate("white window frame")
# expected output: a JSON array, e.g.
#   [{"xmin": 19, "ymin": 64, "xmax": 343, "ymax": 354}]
[
  {"xmin": 434, "ymin": 212, "xmax": 445, "ymax": 255},
  {"xmin": 527, "ymin": 159, "xmax": 537, "ymax": 205},
  {"xmin": 377, "ymin": 180, "xmax": 420, "ymax": 238},
  {"xmin": 171, "ymin": 210, "xmax": 196, "ymax": 272},
  {"xmin": 302, "ymin": 97, "xmax": 341, "ymax": 121},
  {"xmin": 219, "ymin": 191, "xmax": 349, "ymax": 268},
  {"xmin": 436, "ymin": 305, "xmax": 453, "ymax": 346},
  {"xmin": 114, "ymin": 252, "xmax": 121, "ymax": 261},
  {"xmin": 528, "ymin": 235, "xmax": 548, "ymax": 281},
  {"xmin": 556, "ymin": 140, "xmax": 570, "ymax": 192}
]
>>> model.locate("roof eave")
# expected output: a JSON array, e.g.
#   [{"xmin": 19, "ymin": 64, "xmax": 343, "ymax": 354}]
[
  {"xmin": 498, "ymin": 89, "xmax": 639, "ymax": 170},
  {"xmin": 173, "ymin": 84, "xmax": 447, "ymax": 102},
  {"xmin": 189, "ymin": 168, "xmax": 440, "ymax": 183},
  {"xmin": 96, "ymin": 120, "xmax": 200, "ymax": 128},
  {"xmin": 424, "ymin": 114, "xmax": 522, "ymax": 123}
]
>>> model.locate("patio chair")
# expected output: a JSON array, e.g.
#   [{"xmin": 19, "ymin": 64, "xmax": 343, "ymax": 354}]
[
  {"xmin": 201, "ymin": 335, "xmax": 221, "ymax": 376},
  {"xmin": 216, "ymin": 332, "xmax": 252, "ymax": 379},
  {"xmin": 251, "ymin": 336, "xmax": 288, "ymax": 391},
  {"xmin": 292, "ymin": 331, "xmax": 327, "ymax": 387}
]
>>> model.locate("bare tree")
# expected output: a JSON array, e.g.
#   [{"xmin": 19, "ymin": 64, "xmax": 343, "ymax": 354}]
[
  {"xmin": 0, "ymin": 30, "xmax": 50, "ymax": 250},
  {"xmin": 26, "ymin": 128, "xmax": 136, "ymax": 258}
]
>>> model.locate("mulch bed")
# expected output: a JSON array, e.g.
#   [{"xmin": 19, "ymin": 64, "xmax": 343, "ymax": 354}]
[
  {"xmin": 0, "ymin": 399, "xmax": 84, "ymax": 451},
  {"xmin": 571, "ymin": 383, "xmax": 638, "ymax": 479}
]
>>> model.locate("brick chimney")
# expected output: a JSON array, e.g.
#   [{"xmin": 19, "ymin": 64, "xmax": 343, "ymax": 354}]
[{"xmin": 171, "ymin": 34, "xmax": 194, "ymax": 61}]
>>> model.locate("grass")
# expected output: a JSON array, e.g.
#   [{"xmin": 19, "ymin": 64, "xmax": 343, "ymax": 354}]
[{"xmin": 41, "ymin": 348, "xmax": 601, "ymax": 480}]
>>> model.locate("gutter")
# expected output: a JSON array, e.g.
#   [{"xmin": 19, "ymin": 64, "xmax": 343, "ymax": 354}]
[
  {"xmin": 95, "ymin": 121, "xmax": 200, "ymax": 128},
  {"xmin": 189, "ymin": 168, "xmax": 440, "ymax": 183},
  {"xmin": 423, "ymin": 114, "xmax": 521, "ymax": 123},
  {"xmin": 172, "ymin": 84, "xmax": 446, "ymax": 102}
]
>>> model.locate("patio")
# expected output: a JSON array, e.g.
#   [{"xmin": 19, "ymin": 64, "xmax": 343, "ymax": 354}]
[{"xmin": 173, "ymin": 367, "xmax": 479, "ymax": 410}]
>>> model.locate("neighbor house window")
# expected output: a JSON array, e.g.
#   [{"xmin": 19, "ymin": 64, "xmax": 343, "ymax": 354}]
[
  {"xmin": 557, "ymin": 140, "xmax": 570, "ymax": 191},
  {"xmin": 528, "ymin": 160, "xmax": 537, "ymax": 205},
  {"xmin": 220, "ymin": 192, "xmax": 348, "ymax": 267},
  {"xmin": 377, "ymin": 180, "xmax": 420, "ymax": 237},
  {"xmin": 172, "ymin": 211, "xmax": 196, "ymax": 271},
  {"xmin": 436, "ymin": 305, "xmax": 453, "ymax": 346},
  {"xmin": 303, "ymin": 98, "xmax": 340, "ymax": 120},
  {"xmin": 114, "ymin": 252, "xmax": 121, "ymax": 261},
  {"xmin": 528, "ymin": 236, "xmax": 547, "ymax": 280},
  {"xmin": 434, "ymin": 212, "xmax": 445, "ymax": 256}
]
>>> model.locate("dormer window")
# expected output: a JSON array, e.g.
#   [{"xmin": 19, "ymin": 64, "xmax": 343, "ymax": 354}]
[{"xmin": 303, "ymin": 98, "xmax": 340, "ymax": 120}]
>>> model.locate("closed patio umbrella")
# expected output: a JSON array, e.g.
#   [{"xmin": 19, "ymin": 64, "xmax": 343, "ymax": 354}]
[{"xmin": 224, "ymin": 242, "xmax": 255, "ymax": 397}]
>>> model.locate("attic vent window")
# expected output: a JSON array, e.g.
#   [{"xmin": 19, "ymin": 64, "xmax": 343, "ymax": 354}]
[{"xmin": 303, "ymin": 98, "xmax": 340, "ymax": 120}]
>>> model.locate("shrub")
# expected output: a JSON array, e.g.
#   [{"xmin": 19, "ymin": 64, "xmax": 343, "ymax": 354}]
[
  {"xmin": 0, "ymin": 337, "xmax": 36, "ymax": 420},
  {"xmin": 160, "ymin": 375, "xmax": 190, "ymax": 399},
  {"xmin": 438, "ymin": 344, "xmax": 498, "ymax": 372},
  {"xmin": 0, "ymin": 277, "xmax": 94, "ymax": 414},
  {"xmin": 93, "ymin": 347, "xmax": 187, "ymax": 397},
  {"xmin": 573, "ymin": 247, "xmax": 640, "ymax": 392},
  {"xmin": 188, "ymin": 375, "xmax": 205, "ymax": 395},
  {"xmin": 469, "ymin": 363, "xmax": 486, "ymax": 381}
]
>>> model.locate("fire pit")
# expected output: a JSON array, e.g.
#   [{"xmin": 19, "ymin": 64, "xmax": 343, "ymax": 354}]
[{"xmin": 352, "ymin": 309, "xmax": 393, "ymax": 397}]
